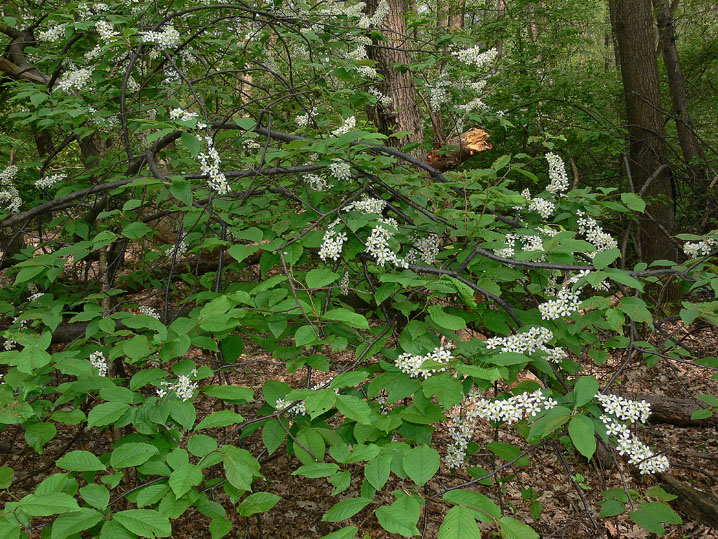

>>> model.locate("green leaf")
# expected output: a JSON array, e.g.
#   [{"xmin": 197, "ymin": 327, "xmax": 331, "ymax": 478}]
[
  {"xmin": 262, "ymin": 419, "xmax": 287, "ymax": 455},
  {"xmin": 305, "ymin": 389, "xmax": 337, "ymax": 418},
  {"xmin": 223, "ymin": 446, "xmax": 260, "ymax": 492},
  {"xmin": 293, "ymin": 462, "xmax": 340, "ymax": 478},
  {"xmin": 181, "ymin": 132, "xmax": 201, "ymax": 158},
  {"xmin": 306, "ymin": 268, "xmax": 340, "ymax": 289},
  {"xmin": 0, "ymin": 466, "xmax": 13, "ymax": 489},
  {"xmin": 498, "ymin": 516, "xmax": 539, "ymax": 539},
  {"xmin": 639, "ymin": 501, "xmax": 682, "ymax": 524},
  {"xmin": 237, "ymin": 492, "xmax": 281, "ymax": 516},
  {"xmin": 88, "ymin": 402, "xmax": 130, "ymax": 429},
  {"xmin": 630, "ymin": 510, "xmax": 665, "ymax": 536},
  {"xmin": 486, "ymin": 442, "xmax": 530, "ymax": 466},
  {"xmin": 599, "ymin": 500, "xmax": 625, "ymax": 518},
  {"xmin": 593, "ymin": 248, "xmax": 620, "ymax": 269},
  {"xmin": 428, "ymin": 305, "xmax": 466, "ymax": 330},
  {"xmin": 442, "ymin": 490, "xmax": 501, "ymax": 522},
  {"xmin": 170, "ymin": 178, "xmax": 193, "ymax": 206},
  {"xmin": 621, "ymin": 192, "xmax": 646, "ymax": 212},
  {"xmin": 188, "ymin": 434, "xmax": 218, "ymax": 458},
  {"xmin": 203, "ymin": 385, "xmax": 254, "ymax": 403},
  {"xmin": 122, "ymin": 221, "xmax": 154, "ymax": 240},
  {"xmin": 195, "ymin": 410, "xmax": 244, "ymax": 430},
  {"xmin": 690, "ymin": 408, "xmax": 712, "ymax": 420},
  {"xmin": 56, "ymin": 450, "xmax": 106, "ymax": 472},
  {"xmin": 617, "ymin": 297, "xmax": 652, "ymax": 323},
  {"xmin": 438, "ymin": 506, "xmax": 481, "ymax": 539},
  {"xmin": 210, "ymin": 517, "xmax": 232, "ymax": 539},
  {"xmin": 568, "ymin": 414, "xmax": 596, "ymax": 459},
  {"xmin": 113, "ymin": 509, "xmax": 171, "ymax": 537},
  {"xmin": 228, "ymin": 244, "xmax": 259, "ymax": 264},
  {"xmin": 51, "ymin": 509, "xmax": 103, "ymax": 539},
  {"xmin": 321, "ymin": 497, "xmax": 372, "ymax": 522},
  {"xmin": 644, "ymin": 486, "xmax": 677, "ymax": 502},
  {"xmin": 20, "ymin": 493, "xmax": 80, "ymax": 516},
  {"xmin": 375, "ymin": 496, "xmax": 421, "ymax": 537},
  {"xmin": 322, "ymin": 526, "xmax": 358, "ymax": 539},
  {"xmin": 110, "ymin": 443, "xmax": 159, "ymax": 469},
  {"xmin": 574, "ymin": 377, "xmax": 599, "ymax": 407},
  {"xmin": 335, "ymin": 394, "xmax": 372, "ymax": 424},
  {"xmin": 528, "ymin": 406, "xmax": 571, "ymax": 441},
  {"xmin": 80, "ymin": 484, "xmax": 110, "ymax": 510},
  {"xmin": 295, "ymin": 325, "xmax": 319, "ymax": 347},
  {"xmin": 169, "ymin": 463, "xmax": 203, "ymax": 497},
  {"xmin": 403, "ymin": 444, "xmax": 440, "ymax": 486},
  {"xmin": 365, "ymin": 454, "xmax": 392, "ymax": 490},
  {"xmin": 25, "ymin": 422, "xmax": 56, "ymax": 453},
  {"xmin": 323, "ymin": 308, "xmax": 369, "ymax": 329}
]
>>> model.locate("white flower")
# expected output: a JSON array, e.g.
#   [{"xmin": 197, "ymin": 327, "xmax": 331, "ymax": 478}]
[
  {"xmin": 368, "ymin": 86, "xmax": 392, "ymax": 107},
  {"xmin": 340, "ymin": 271, "xmax": 350, "ymax": 295},
  {"xmin": 84, "ymin": 44, "xmax": 102, "ymax": 61},
  {"xmin": 295, "ymin": 107, "xmax": 317, "ymax": 127},
  {"xmin": 545, "ymin": 153, "xmax": 569, "ymax": 194},
  {"xmin": 139, "ymin": 306, "xmax": 160, "ymax": 319},
  {"xmin": 453, "ymin": 47, "xmax": 498, "ymax": 71},
  {"xmin": 406, "ymin": 234, "xmax": 440, "ymax": 264},
  {"xmin": 90, "ymin": 351, "xmax": 108, "ymax": 377},
  {"xmin": 55, "ymin": 67, "xmax": 93, "ymax": 92},
  {"xmin": 345, "ymin": 195, "xmax": 386, "ymax": 214},
  {"xmin": 329, "ymin": 160, "xmax": 352, "ymax": 181},
  {"xmin": 95, "ymin": 20, "xmax": 118, "ymax": 40},
  {"xmin": 198, "ymin": 137, "xmax": 230, "ymax": 195},
  {"xmin": 396, "ymin": 345, "xmax": 453, "ymax": 379},
  {"xmin": 683, "ymin": 232, "xmax": 718, "ymax": 258},
  {"xmin": 275, "ymin": 397, "xmax": 306, "ymax": 416},
  {"xmin": 304, "ymin": 173, "xmax": 329, "ymax": 192},
  {"xmin": 331, "ymin": 116, "xmax": 356, "ymax": 137},
  {"xmin": 0, "ymin": 165, "xmax": 21, "ymax": 213},
  {"xmin": 528, "ymin": 197, "xmax": 555, "ymax": 219},
  {"xmin": 169, "ymin": 108, "xmax": 199, "ymax": 122},
  {"xmin": 364, "ymin": 223, "xmax": 407, "ymax": 269},
  {"xmin": 318, "ymin": 221, "xmax": 347, "ymax": 262},
  {"xmin": 140, "ymin": 25, "xmax": 181, "ymax": 49},
  {"xmin": 538, "ymin": 288, "xmax": 581, "ymax": 320},
  {"xmin": 38, "ymin": 25, "xmax": 65, "ymax": 42},
  {"xmin": 576, "ymin": 210, "xmax": 618, "ymax": 256},
  {"xmin": 35, "ymin": 173, "xmax": 66, "ymax": 190}
]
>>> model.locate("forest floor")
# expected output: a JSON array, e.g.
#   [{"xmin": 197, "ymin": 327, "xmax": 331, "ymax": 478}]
[{"xmin": 2, "ymin": 292, "xmax": 717, "ymax": 538}]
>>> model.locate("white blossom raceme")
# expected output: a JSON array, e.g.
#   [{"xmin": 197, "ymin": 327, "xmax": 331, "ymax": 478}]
[
  {"xmin": 318, "ymin": 221, "xmax": 347, "ymax": 262},
  {"xmin": 304, "ymin": 173, "xmax": 329, "ymax": 192},
  {"xmin": 364, "ymin": 222, "xmax": 408, "ymax": 269},
  {"xmin": 345, "ymin": 195, "xmax": 386, "ymax": 214},
  {"xmin": 35, "ymin": 173, "xmax": 66, "ymax": 190},
  {"xmin": 89, "ymin": 351, "xmax": 108, "ymax": 377},
  {"xmin": 157, "ymin": 374, "xmax": 199, "ymax": 401},
  {"xmin": 528, "ymin": 197, "xmax": 555, "ymax": 219},
  {"xmin": 545, "ymin": 153, "xmax": 569, "ymax": 195},
  {"xmin": 95, "ymin": 20, "xmax": 118, "ymax": 40},
  {"xmin": 396, "ymin": 345, "xmax": 453, "ymax": 379},
  {"xmin": 453, "ymin": 47, "xmax": 498, "ymax": 71},
  {"xmin": 55, "ymin": 67, "xmax": 93, "ymax": 93},
  {"xmin": 139, "ymin": 306, "xmax": 160, "ymax": 319},
  {"xmin": 140, "ymin": 25, "xmax": 181, "ymax": 49},
  {"xmin": 331, "ymin": 116, "xmax": 356, "ymax": 136},
  {"xmin": 329, "ymin": 160, "xmax": 352, "ymax": 181},
  {"xmin": 38, "ymin": 25, "xmax": 66, "ymax": 42},
  {"xmin": 198, "ymin": 136, "xmax": 230, "ymax": 195},
  {"xmin": 0, "ymin": 165, "xmax": 22, "ymax": 213},
  {"xmin": 538, "ymin": 287, "xmax": 581, "ymax": 320},
  {"xmin": 683, "ymin": 232, "xmax": 718, "ymax": 258},
  {"xmin": 406, "ymin": 234, "xmax": 440, "ymax": 264}
]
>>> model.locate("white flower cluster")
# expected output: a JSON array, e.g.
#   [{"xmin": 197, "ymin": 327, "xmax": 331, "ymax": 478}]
[
  {"xmin": 545, "ymin": 153, "xmax": 569, "ymax": 195},
  {"xmin": 38, "ymin": 25, "xmax": 65, "ymax": 42},
  {"xmin": 428, "ymin": 77, "xmax": 451, "ymax": 112},
  {"xmin": 331, "ymin": 116, "xmax": 356, "ymax": 136},
  {"xmin": 0, "ymin": 165, "xmax": 21, "ymax": 213},
  {"xmin": 89, "ymin": 351, "xmax": 108, "ymax": 377},
  {"xmin": 406, "ymin": 234, "xmax": 440, "ymax": 264},
  {"xmin": 445, "ymin": 389, "xmax": 557, "ymax": 468},
  {"xmin": 28, "ymin": 292, "xmax": 45, "ymax": 302},
  {"xmin": 494, "ymin": 232, "xmax": 546, "ymax": 259},
  {"xmin": 275, "ymin": 397, "xmax": 306, "ymax": 415},
  {"xmin": 329, "ymin": 160, "xmax": 352, "ymax": 181},
  {"xmin": 169, "ymin": 108, "xmax": 198, "ymax": 122},
  {"xmin": 95, "ymin": 20, "xmax": 118, "ymax": 40},
  {"xmin": 345, "ymin": 195, "xmax": 386, "ymax": 214},
  {"xmin": 528, "ymin": 197, "xmax": 555, "ymax": 219},
  {"xmin": 576, "ymin": 210, "xmax": 618, "ymax": 257},
  {"xmin": 538, "ymin": 287, "xmax": 581, "ymax": 320},
  {"xmin": 598, "ymin": 396, "xmax": 669, "ymax": 475},
  {"xmin": 453, "ymin": 47, "xmax": 498, "ymax": 71},
  {"xmin": 78, "ymin": 2, "xmax": 108, "ymax": 19},
  {"xmin": 683, "ymin": 233, "xmax": 718, "ymax": 258},
  {"xmin": 55, "ymin": 67, "xmax": 93, "ymax": 92},
  {"xmin": 396, "ymin": 345, "xmax": 453, "ymax": 379},
  {"xmin": 84, "ymin": 45, "xmax": 102, "ymax": 61},
  {"xmin": 198, "ymin": 137, "xmax": 230, "ymax": 195},
  {"xmin": 365, "ymin": 222, "xmax": 408, "ymax": 269},
  {"xmin": 304, "ymin": 173, "xmax": 329, "ymax": 192},
  {"xmin": 140, "ymin": 25, "xmax": 181, "ymax": 49},
  {"xmin": 318, "ymin": 221, "xmax": 347, "ymax": 262},
  {"xmin": 486, "ymin": 326, "xmax": 566, "ymax": 363},
  {"xmin": 368, "ymin": 86, "xmax": 393, "ymax": 107},
  {"xmin": 158, "ymin": 372, "xmax": 198, "ymax": 401},
  {"xmin": 344, "ymin": 44, "xmax": 378, "ymax": 79},
  {"xmin": 35, "ymin": 173, "xmax": 66, "ymax": 189},
  {"xmin": 358, "ymin": 0, "xmax": 389, "ymax": 28},
  {"xmin": 596, "ymin": 394, "xmax": 651, "ymax": 424},
  {"xmin": 139, "ymin": 306, "xmax": 160, "ymax": 319},
  {"xmin": 295, "ymin": 107, "xmax": 316, "ymax": 127},
  {"xmin": 456, "ymin": 97, "xmax": 489, "ymax": 114},
  {"xmin": 168, "ymin": 238, "xmax": 188, "ymax": 259},
  {"xmin": 340, "ymin": 271, "xmax": 350, "ymax": 295}
]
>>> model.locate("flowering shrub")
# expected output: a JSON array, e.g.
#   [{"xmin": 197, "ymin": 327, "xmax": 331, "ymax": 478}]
[{"xmin": 0, "ymin": 1, "xmax": 714, "ymax": 538}]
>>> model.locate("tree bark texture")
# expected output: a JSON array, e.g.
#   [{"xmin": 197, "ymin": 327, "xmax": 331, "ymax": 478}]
[
  {"xmin": 654, "ymin": 0, "xmax": 707, "ymax": 180},
  {"xmin": 366, "ymin": 0, "xmax": 425, "ymax": 157},
  {"xmin": 611, "ymin": 0, "xmax": 676, "ymax": 261}
]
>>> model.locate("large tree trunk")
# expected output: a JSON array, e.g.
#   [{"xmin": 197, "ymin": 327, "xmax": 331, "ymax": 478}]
[
  {"xmin": 366, "ymin": 0, "xmax": 425, "ymax": 157},
  {"xmin": 611, "ymin": 0, "xmax": 676, "ymax": 262},
  {"xmin": 654, "ymin": 0, "xmax": 707, "ymax": 182}
]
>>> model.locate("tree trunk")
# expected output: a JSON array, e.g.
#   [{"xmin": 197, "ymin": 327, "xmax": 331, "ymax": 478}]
[
  {"xmin": 611, "ymin": 0, "xmax": 676, "ymax": 262},
  {"xmin": 366, "ymin": 0, "xmax": 425, "ymax": 157},
  {"xmin": 449, "ymin": 0, "xmax": 465, "ymax": 31},
  {"xmin": 654, "ymin": 0, "xmax": 707, "ymax": 181}
]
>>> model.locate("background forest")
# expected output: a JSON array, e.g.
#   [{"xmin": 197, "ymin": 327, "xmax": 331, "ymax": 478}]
[{"xmin": 0, "ymin": 0, "xmax": 717, "ymax": 537}]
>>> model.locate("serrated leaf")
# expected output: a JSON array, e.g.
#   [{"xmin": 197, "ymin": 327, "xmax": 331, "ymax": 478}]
[
  {"xmin": 599, "ymin": 500, "xmax": 625, "ymax": 518},
  {"xmin": 403, "ymin": 445, "xmax": 440, "ymax": 486},
  {"xmin": 574, "ymin": 377, "xmax": 599, "ymax": 407},
  {"xmin": 56, "ymin": 450, "xmax": 106, "ymax": 472},
  {"xmin": 113, "ymin": 509, "xmax": 171, "ymax": 537},
  {"xmin": 51, "ymin": 508, "xmax": 103, "ymax": 539},
  {"xmin": 237, "ymin": 492, "xmax": 281, "ymax": 516},
  {"xmin": 568, "ymin": 414, "xmax": 596, "ymax": 459},
  {"xmin": 321, "ymin": 497, "xmax": 372, "ymax": 522},
  {"xmin": 195, "ymin": 410, "xmax": 244, "ymax": 430},
  {"xmin": 498, "ymin": 516, "xmax": 539, "ymax": 538},
  {"xmin": 621, "ymin": 192, "xmax": 646, "ymax": 212},
  {"xmin": 20, "ymin": 493, "xmax": 79, "ymax": 516},
  {"xmin": 324, "ymin": 308, "xmax": 369, "ymax": 329},
  {"xmin": 293, "ymin": 462, "xmax": 339, "ymax": 478},
  {"xmin": 375, "ymin": 496, "xmax": 421, "ymax": 537},
  {"xmin": 365, "ymin": 454, "xmax": 391, "ymax": 490},
  {"xmin": 306, "ymin": 268, "xmax": 340, "ymax": 289},
  {"xmin": 438, "ymin": 506, "xmax": 481, "ymax": 539},
  {"xmin": 428, "ymin": 305, "xmax": 466, "ymax": 330},
  {"xmin": 443, "ymin": 490, "xmax": 501, "ymax": 522},
  {"xmin": 87, "ymin": 402, "xmax": 130, "ymax": 429},
  {"xmin": 110, "ymin": 443, "xmax": 159, "ymax": 469},
  {"xmin": 336, "ymin": 394, "xmax": 371, "ymax": 424}
]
